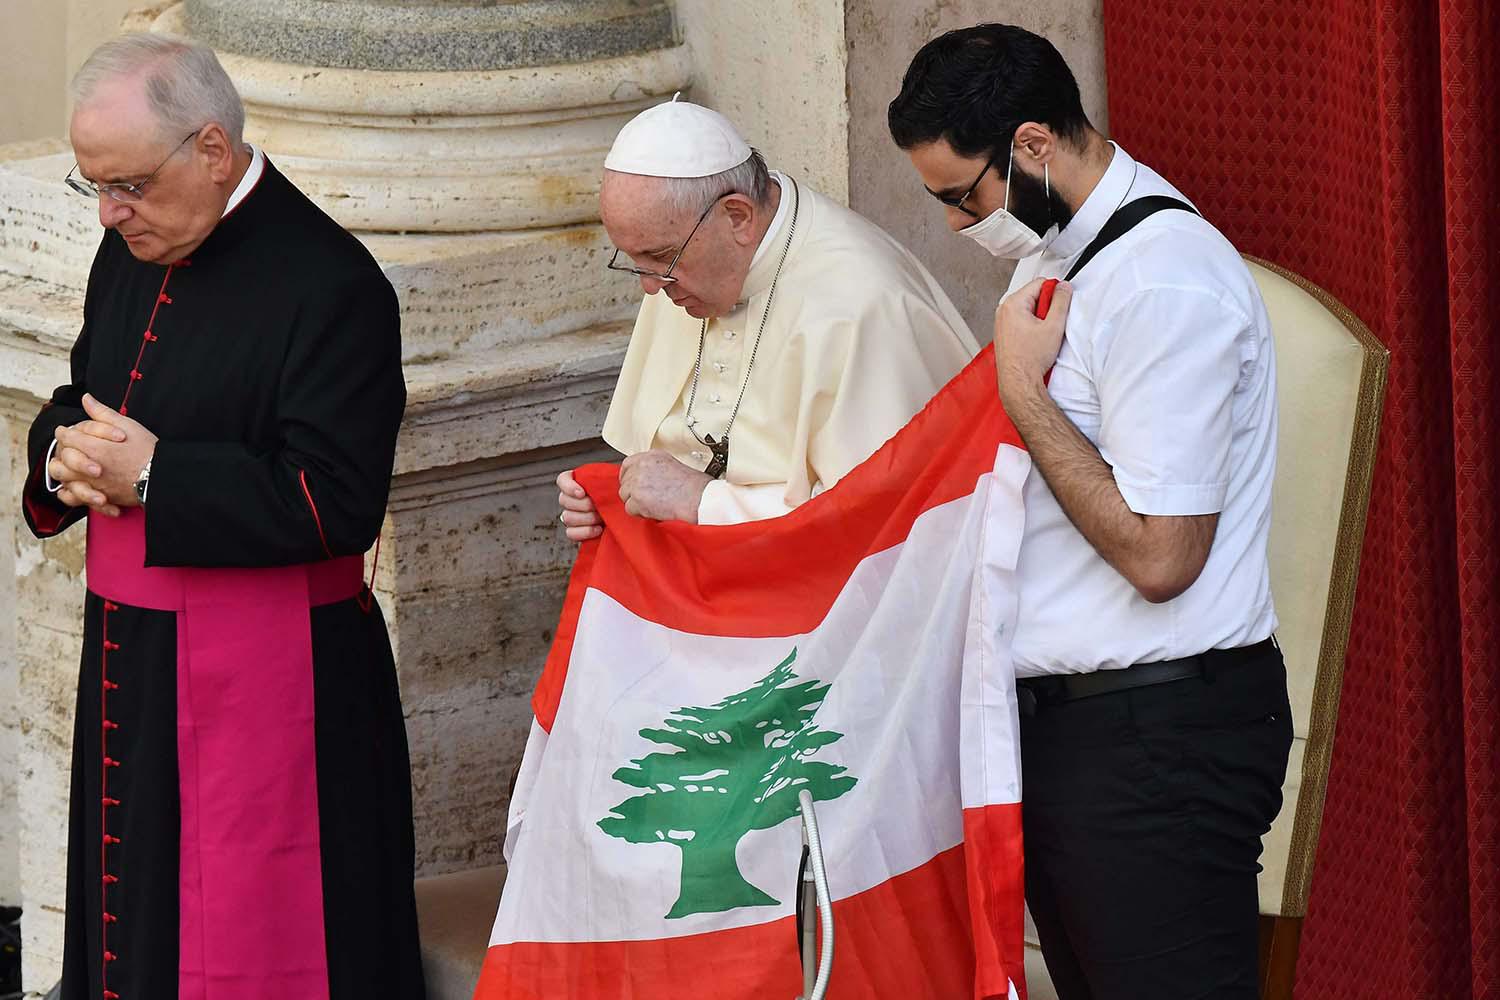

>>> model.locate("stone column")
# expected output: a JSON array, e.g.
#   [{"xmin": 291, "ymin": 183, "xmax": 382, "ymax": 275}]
[
  {"xmin": 0, "ymin": 3, "xmax": 690, "ymax": 988},
  {"xmin": 178, "ymin": 0, "xmax": 681, "ymax": 232},
  {"xmin": 0, "ymin": 138, "xmax": 107, "ymax": 993}
]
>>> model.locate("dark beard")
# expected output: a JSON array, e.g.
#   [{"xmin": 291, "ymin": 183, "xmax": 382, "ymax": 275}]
[{"xmin": 1007, "ymin": 161, "xmax": 1074, "ymax": 238}]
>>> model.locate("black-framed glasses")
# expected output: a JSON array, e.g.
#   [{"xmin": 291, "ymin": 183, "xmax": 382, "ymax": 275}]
[
  {"xmin": 606, "ymin": 191, "xmax": 734, "ymax": 284},
  {"xmin": 925, "ymin": 148, "xmax": 1002, "ymax": 219},
  {"xmin": 64, "ymin": 129, "xmax": 202, "ymax": 204}
]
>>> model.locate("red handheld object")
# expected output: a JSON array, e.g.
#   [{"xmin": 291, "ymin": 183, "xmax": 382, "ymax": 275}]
[{"xmin": 1035, "ymin": 277, "xmax": 1060, "ymax": 319}]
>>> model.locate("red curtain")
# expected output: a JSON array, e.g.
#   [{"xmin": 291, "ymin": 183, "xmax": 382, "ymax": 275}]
[{"xmin": 1102, "ymin": 1, "xmax": 1498, "ymax": 996}]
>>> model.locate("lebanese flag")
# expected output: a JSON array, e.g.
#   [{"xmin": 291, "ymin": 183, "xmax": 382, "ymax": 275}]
[{"xmin": 475, "ymin": 345, "xmax": 1029, "ymax": 1000}]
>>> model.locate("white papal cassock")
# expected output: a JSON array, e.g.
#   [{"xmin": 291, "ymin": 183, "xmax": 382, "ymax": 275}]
[{"xmin": 603, "ymin": 171, "xmax": 980, "ymax": 525}]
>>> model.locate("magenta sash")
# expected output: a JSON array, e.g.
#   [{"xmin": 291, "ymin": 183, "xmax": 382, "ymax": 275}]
[{"xmin": 87, "ymin": 509, "xmax": 362, "ymax": 1000}]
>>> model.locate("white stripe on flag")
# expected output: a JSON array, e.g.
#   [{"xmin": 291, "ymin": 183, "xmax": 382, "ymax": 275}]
[{"xmin": 492, "ymin": 448, "xmax": 1028, "ymax": 948}]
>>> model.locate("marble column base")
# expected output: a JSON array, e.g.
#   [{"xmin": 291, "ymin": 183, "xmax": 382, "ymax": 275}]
[
  {"xmin": 184, "ymin": 0, "xmax": 676, "ymax": 72},
  {"xmin": 151, "ymin": 4, "xmax": 693, "ymax": 232},
  {"xmin": 0, "ymin": 142, "xmax": 642, "ymax": 362}
]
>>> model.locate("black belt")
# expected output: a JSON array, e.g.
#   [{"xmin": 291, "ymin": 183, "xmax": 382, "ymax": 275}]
[{"xmin": 1016, "ymin": 638, "xmax": 1277, "ymax": 716}]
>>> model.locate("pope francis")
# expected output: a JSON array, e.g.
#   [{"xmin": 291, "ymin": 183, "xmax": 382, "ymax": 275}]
[{"xmin": 558, "ymin": 98, "xmax": 978, "ymax": 535}]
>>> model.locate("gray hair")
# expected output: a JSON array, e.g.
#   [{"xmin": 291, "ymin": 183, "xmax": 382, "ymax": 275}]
[
  {"xmin": 656, "ymin": 149, "xmax": 774, "ymax": 218},
  {"xmin": 71, "ymin": 33, "xmax": 245, "ymax": 147}
]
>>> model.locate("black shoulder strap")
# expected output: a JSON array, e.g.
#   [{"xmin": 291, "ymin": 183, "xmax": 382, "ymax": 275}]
[{"xmin": 1064, "ymin": 195, "xmax": 1198, "ymax": 282}]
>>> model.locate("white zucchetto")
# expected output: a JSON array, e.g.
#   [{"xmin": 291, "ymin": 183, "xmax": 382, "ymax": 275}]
[{"xmin": 603, "ymin": 93, "xmax": 752, "ymax": 178}]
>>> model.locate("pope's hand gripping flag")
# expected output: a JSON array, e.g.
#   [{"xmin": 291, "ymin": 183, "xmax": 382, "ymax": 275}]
[{"xmin": 475, "ymin": 342, "xmax": 1032, "ymax": 1000}]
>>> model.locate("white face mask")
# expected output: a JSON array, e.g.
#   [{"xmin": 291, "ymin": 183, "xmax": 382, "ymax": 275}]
[{"xmin": 960, "ymin": 144, "xmax": 1054, "ymax": 259}]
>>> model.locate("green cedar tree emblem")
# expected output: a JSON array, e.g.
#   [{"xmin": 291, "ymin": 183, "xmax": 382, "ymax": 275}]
[{"xmin": 598, "ymin": 648, "xmax": 856, "ymax": 919}]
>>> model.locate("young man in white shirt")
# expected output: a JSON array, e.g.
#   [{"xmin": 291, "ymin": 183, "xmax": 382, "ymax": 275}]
[{"xmin": 890, "ymin": 23, "xmax": 1291, "ymax": 1000}]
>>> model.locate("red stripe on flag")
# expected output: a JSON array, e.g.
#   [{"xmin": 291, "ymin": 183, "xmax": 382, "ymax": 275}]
[
  {"xmin": 536, "ymin": 346, "xmax": 1019, "ymax": 729},
  {"xmin": 532, "ymin": 535, "xmax": 600, "ymax": 733},
  {"xmin": 965, "ymin": 803, "xmax": 1029, "ymax": 1000},
  {"xmin": 477, "ymin": 809, "xmax": 1023, "ymax": 1000}
]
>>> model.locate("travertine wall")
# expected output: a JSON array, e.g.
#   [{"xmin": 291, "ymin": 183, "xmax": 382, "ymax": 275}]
[
  {"xmin": 0, "ymin": 0, "xmax": 149, "ymax": 145},
  {"xmin": 674, "ymin": 0, "xmax": 852, "ymax": 204},
  {"xmin": 0, "ymin": 410, "xmax": 18, "ymax": 905},
  {"xmin": 67, "ymin": 0, "xmax": 154, "ymax": 82},
  {"xmin": 0, "ymin": 382, "xmax": 89, "ymax": 967},
  {"xmin": 666, "ymin": 0, "xmax": 1108, "ymax": 340},
  {"xmin": 0, "ymin": 130, "xmax": 101, "ymax": 913},
  {"xmin": 0, "ymin": 1, "xmax": 65, "ymax": 146}
]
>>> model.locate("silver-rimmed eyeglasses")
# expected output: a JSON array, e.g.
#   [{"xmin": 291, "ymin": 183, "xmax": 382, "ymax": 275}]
[
  {"xmin": 606, "ymin": 191, "xmax": 734, "ymax": 284},
  {"xmin": 64, "ymin": 129, "xmax": 202, "ymax": 204}
]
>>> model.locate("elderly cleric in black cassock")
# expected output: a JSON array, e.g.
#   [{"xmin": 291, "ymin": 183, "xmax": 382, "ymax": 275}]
[{"xmin": 21, "ymin": 150, "xmax": 425, "ymax": 999}]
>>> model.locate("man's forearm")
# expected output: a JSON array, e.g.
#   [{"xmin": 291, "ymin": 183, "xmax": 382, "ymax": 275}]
[
  {"xmin": 1003, "ymin": 376, "xmax": 1211, "ymax": 603},
  {"xmin": 1005, "ymin": 377, "xmax": 1149, "ymax": 566}
]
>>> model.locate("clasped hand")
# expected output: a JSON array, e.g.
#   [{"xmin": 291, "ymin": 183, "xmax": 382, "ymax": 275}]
[
  {"xmin": 47, "ymin": 394, "xmax": 158, "ymax": 518},
  {"xmin": 556, "ymin": 450, "xmax": 710, "ymax": 543},
  {"xmin": 993, "ymin": 277, "xmax": 1074, "ymax": 411}
]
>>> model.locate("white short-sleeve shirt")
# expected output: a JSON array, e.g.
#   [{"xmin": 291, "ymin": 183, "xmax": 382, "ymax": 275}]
[{"xmin": 1007, "ymin": 144, "xmax": 1278, "ymax": 676}]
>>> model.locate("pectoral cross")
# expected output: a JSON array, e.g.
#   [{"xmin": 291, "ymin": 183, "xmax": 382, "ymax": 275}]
[{"xmin": 703, "ymin": 433, "xmax": 730, "ymax": 480}]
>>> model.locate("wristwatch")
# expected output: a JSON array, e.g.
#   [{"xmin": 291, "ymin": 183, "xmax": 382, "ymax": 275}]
[{"xmin": 133, "ymin": 457, "xmax": 152, "ymax": 506}]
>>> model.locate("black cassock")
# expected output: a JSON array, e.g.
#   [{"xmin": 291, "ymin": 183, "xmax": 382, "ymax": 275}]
[{"xmin": 21, "ymin": 159, "xmax": 425, "ymax": 1000}]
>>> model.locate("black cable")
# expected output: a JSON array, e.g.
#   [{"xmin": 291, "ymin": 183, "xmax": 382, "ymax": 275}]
[{"xmin": 794, "ymin": 841, "xmax": 811, "ymax": 970}]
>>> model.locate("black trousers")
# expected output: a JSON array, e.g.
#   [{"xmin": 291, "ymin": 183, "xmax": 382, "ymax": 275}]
[{"xmin": 1020, "ymin": 644, "xmax": 1293, "ymax": 1000}]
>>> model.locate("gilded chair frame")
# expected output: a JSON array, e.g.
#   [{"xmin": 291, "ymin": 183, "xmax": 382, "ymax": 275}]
[{"xmin": 1244, "ymin": 256, "xmax": 1388, "ymax": 996}]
